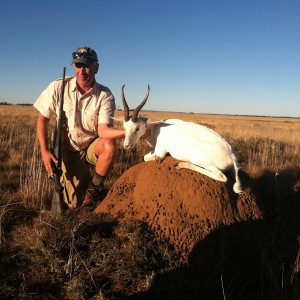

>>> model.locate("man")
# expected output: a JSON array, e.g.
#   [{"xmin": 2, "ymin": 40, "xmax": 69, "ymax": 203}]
[{"xmin": 34, "ymin": 46, "xmax": 125, "ymax": 210}]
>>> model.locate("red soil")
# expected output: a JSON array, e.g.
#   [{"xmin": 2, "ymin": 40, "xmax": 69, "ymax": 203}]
[{"xmin": 94, "ymin": 157, "xmax": 263, "ymax": 262}]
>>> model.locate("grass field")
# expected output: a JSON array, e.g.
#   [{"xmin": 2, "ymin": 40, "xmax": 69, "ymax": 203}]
[{"xmin": 0, "ymin": 105, "xmax": 299, "ymax": 299}]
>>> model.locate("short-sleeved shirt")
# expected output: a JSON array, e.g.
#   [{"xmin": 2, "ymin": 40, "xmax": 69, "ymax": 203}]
[{"xmin": 34, "ymin": 77, "xmax": 116, "ymax": 151}]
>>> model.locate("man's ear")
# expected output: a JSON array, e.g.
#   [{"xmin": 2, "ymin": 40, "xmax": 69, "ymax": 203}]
[{"xmin": 94, "ymin": 63, "xmax": 99, "ymax": 74}]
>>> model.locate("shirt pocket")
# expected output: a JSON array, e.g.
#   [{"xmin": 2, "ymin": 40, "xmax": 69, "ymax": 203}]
[
  {"xmin": 82, "ymin": 108, "xmax": 98, "ymax": 133},
  {"xmin": 63, "ymin": 102, "xmax": 75, "ymax": 129}
]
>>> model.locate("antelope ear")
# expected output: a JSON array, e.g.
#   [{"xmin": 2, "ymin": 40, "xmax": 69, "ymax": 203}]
[
  {"xmin": 110, "ymin": 116, "xmax": 124, "ymax": 122},
  {"xmin": 147, "ymin": 120, "xmax": 165, "ymax": 126}
]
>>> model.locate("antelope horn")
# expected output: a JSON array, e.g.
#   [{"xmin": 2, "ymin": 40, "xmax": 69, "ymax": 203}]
[
  {"xmin": 121, "ymin": 85, "xmax": 129, "ymax": 122},
  {"xmin": 131, "ymin": 85, "xmax": 150, "ymax": 122}
]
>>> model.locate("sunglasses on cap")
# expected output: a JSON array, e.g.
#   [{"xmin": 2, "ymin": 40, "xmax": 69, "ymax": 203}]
[{"xmin": 72, "ymin": 48, "xmax": 97, "ymax": 60}]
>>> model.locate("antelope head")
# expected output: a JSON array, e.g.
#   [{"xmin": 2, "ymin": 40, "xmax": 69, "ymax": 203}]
[{"xmin": 122, "ymin": 84, "xmax": 150, "ymax": 149}]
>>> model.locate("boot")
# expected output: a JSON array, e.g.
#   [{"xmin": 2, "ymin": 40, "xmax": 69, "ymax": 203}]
[{"xmin": 81, "ymin": 182, "xmax": 106, "ymax": 208}]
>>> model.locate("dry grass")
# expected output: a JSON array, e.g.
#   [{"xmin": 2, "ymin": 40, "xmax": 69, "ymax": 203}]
[
  {"xmin": 0, "ymin": 105, "xmax": 299, "ymax": 299},
  {"xmin": 114, "ymin": 110, "xmax": 300, "ymax": 174}
]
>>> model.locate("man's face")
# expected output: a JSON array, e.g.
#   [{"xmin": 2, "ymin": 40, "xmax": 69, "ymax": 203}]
[{"xmin": 74, "ymin": 62, "xmax": 99, "ymax": 89}]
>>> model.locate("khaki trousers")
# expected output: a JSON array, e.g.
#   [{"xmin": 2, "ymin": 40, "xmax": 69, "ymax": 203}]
[{"xmin": 60, "ymin": 138, "xmax": 99, "ymax": 209}]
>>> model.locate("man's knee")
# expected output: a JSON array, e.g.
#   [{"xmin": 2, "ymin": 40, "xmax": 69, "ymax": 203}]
[
  {"xmin": 96, "ymin": 138, "xmax": 117, "ymax": 158},
  {"xmin": 104, "ymin": 138, "xmax": 117, "ymax": 152}
]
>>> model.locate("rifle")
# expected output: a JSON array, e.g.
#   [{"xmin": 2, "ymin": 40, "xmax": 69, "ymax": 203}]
[{"xmin": 50, "ymin": 67, "xmax": 66, "ymax": 217}]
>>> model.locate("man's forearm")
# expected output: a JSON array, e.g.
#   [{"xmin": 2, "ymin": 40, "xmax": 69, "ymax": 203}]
[
  {"xmin": 98, "ymin": 125, "xmax": 125, "ymax": 139},
  {"xmin": 37, "ymin": 114, "xmax": 50, "ymax": 152}
]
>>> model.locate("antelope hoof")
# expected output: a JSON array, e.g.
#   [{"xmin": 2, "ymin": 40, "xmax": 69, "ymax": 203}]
[
  {"xmin": 155, "ymin": 156, "xmax": 162, "ymax": 163},
  {"xmin": 176, "ymin": 162, "xmax": 185, "ymax": 169}
]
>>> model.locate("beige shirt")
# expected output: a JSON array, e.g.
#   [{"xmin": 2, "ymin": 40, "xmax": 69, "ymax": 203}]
[{"xmin": 34, "ymin": 76, "xmax": 116, "ymax": 151}]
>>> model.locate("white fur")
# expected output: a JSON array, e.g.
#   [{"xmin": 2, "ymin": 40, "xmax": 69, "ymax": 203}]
[{"xmin": 123, "ymin": 117, "xmax": 243, "ymax": 194}]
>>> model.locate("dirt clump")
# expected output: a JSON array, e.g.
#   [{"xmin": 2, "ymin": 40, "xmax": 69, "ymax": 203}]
[{"xmin": 94, "ymin": 157, "xmax": 263, "ymax": 261}]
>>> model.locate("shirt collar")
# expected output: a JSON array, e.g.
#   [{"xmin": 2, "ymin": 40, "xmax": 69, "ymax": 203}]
[{"xmin": 70, "ymin": 77, "xmax": 77, "ymax": 92}]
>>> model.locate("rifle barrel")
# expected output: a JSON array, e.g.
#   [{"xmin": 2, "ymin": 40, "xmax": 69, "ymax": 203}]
[{"xmin": 50, "ymin": 66, "xmax": 66, "ymax": 218}]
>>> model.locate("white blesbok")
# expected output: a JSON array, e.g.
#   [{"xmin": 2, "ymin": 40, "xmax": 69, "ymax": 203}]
[{"xmin": 121, "ymin": 85, "xmax": 243, "ymax": 194}]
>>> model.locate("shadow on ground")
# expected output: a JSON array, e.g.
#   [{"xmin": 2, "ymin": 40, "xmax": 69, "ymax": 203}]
[{"xmin": 124, "ymin": 167, "xmax": 300, "ymax": 300}]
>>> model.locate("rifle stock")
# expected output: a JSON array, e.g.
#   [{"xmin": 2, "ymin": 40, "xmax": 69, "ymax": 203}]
[{"xmin": 50, "ymin": 67, "xmax": 66, "ymax": 217}]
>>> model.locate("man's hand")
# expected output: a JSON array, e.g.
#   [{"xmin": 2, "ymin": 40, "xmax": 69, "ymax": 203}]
[{"xmin": 41, "ymin": 149, "xmax": 58, "ymax": 178}]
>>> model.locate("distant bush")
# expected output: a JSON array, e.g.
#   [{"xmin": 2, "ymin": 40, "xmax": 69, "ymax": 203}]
[{"xmin": 0, "ymin": 102, "xmax": 32, "ymax": 106}]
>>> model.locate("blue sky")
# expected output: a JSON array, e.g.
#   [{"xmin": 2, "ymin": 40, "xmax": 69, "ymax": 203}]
[{"xmin": 0, "ymin": 0, "xmax": 299, "ymax": 117}]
